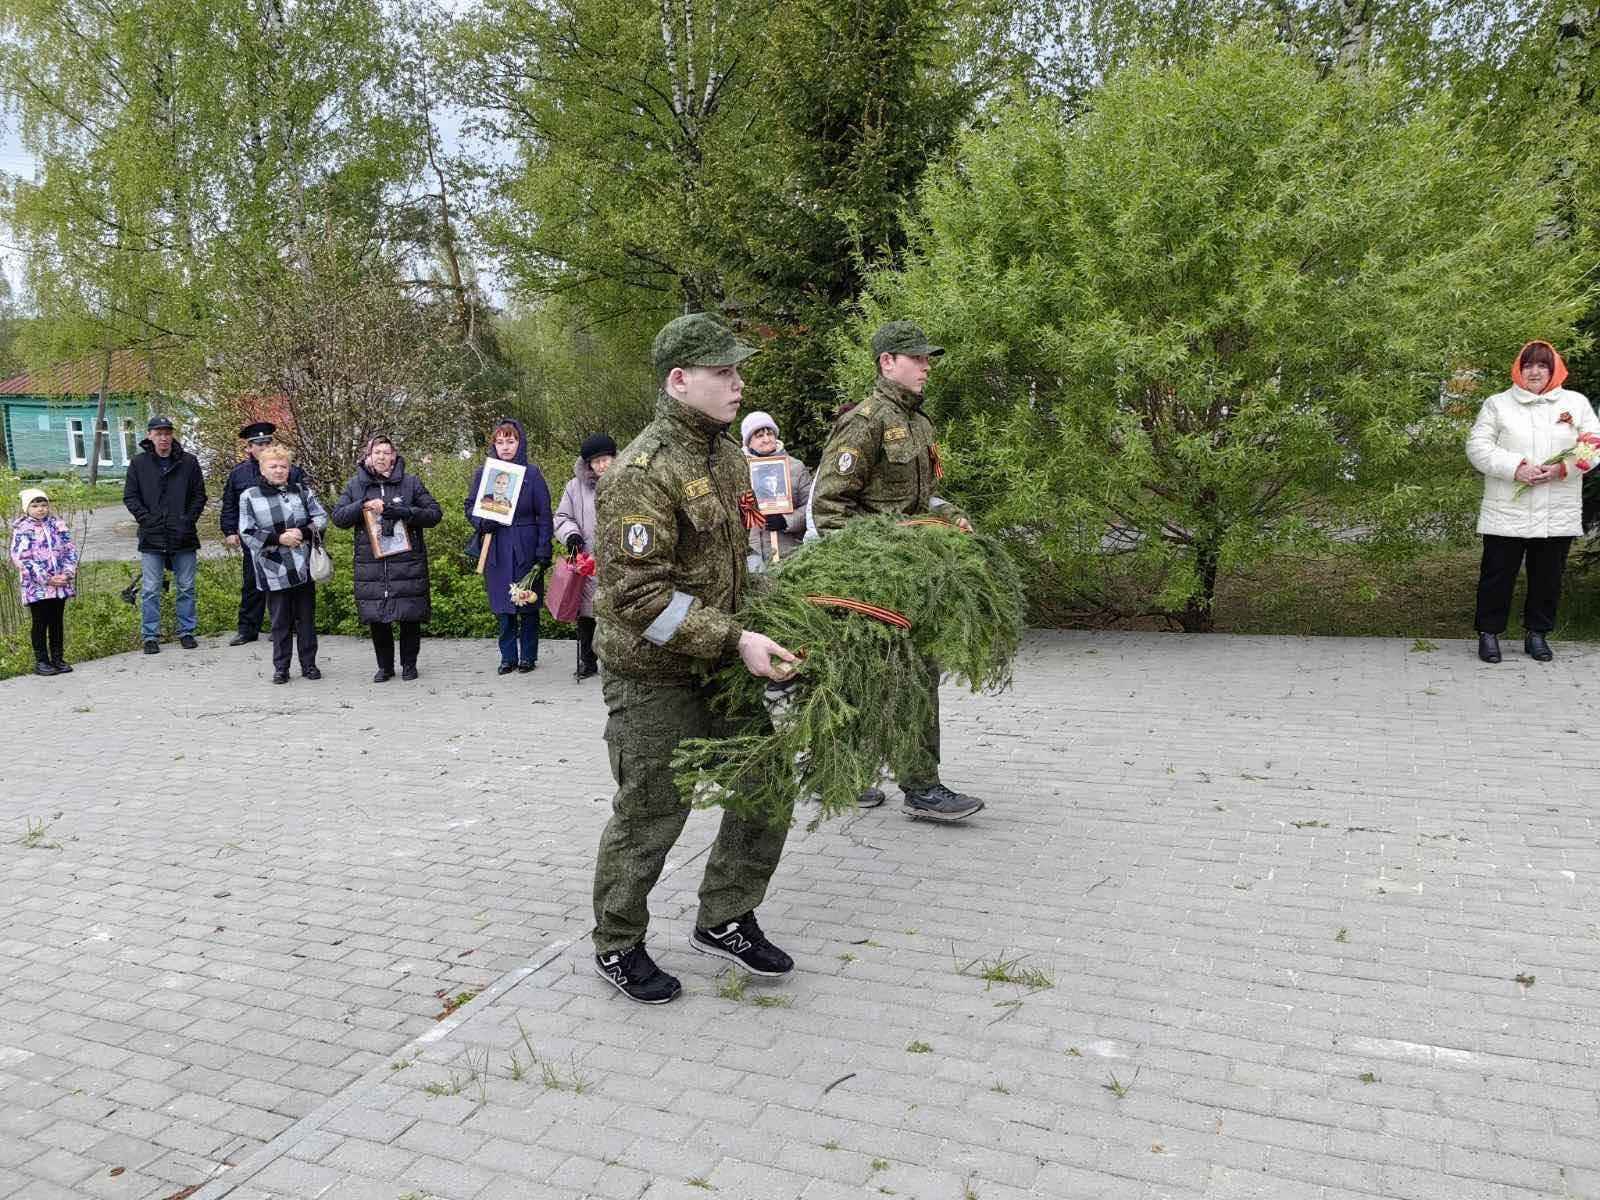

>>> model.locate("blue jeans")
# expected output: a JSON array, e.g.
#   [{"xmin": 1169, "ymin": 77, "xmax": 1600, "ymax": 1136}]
[
  {"xmin": 141, "ymin": 550, "xmax": 198, "ymax": 641},
  {"xmin": 497, "ymin": 608, "xmax": 540, "ymax": 666}
]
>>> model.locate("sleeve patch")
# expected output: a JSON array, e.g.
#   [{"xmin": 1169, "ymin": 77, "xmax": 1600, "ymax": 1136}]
[
  {"xmin": 621, "ymin": 516, "xmax": 658, "ymax": 557},
  {"xmin": 835, "ymin": 446, "xmax": 861, "ymax": 475}
]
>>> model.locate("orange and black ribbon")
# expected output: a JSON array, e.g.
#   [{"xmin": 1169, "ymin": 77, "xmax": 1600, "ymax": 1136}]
[
  {"xmin": 738, "ymin": 490, "xmax": 765, "ymax": 531},
  {"xmin": 804, "ymin": 594, "xmax": 912, "ymax": 630},
  {"xmin": 929, "ymin": 442, "xmax": 945, "ymax": 481}
]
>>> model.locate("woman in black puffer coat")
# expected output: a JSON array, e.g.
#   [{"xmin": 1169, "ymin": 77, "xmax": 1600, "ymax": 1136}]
[{"xmin": 331, "ymin": 437, "xmax": 444, "ymax": 682}]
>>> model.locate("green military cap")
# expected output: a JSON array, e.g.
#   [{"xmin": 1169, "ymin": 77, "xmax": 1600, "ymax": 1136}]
[
  {"xmin": 652, "ymin": 313, "xmax": 759, "ymax": 382},
  {"xmin": 870, "ymin": 320, "xmax": 944, "ymax": 359}
]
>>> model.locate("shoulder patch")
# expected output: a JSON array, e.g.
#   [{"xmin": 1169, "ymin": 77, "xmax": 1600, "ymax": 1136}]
[
  {"xmin": 859, "ymin": 403, "xmax": 874, "ymax": 418},
  {"xmin": 834, "ymin": 446, "xmax": 862, "ymax": 475},
  {"xmin": 620, "ymin": 515, "xmax": 658, "ymax": 558},
  {"xmin": 683, "ymin": 476, "xmax": 712, "ymax": 500},
  {"xmin": 629, "ymin": 451, "xmax": 654, "ymax": 469},
  {"xmin": 884, "ymin": 426, "xmax": 909, "ymax": 442}
]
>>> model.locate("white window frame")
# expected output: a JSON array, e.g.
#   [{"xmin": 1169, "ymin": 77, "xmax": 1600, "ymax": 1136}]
[
  {"xmin": 120, "ymin": 417, "xmax": 137, "ymax": 463},
  {"xmin": 95, "ymin": 417, "xmax": 114, "ymax": 466},
  {"xmin": 67, "ymin": 417, "xmax": 87, "ymax": 465}
]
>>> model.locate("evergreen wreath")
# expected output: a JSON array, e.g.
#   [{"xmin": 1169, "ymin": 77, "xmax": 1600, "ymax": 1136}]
[{"xmin": 672, "ymin": 515, "xmax": 1025, "ymax": 826}]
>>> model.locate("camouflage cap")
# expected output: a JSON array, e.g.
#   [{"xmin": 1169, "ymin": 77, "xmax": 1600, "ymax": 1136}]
[
  {"xmin": 870, "ymin": 320, "xmax": 944, "ymax": 359},
  {"xmin": 652, "ymin": 313, "xmax": 759, "ymax": 382}
]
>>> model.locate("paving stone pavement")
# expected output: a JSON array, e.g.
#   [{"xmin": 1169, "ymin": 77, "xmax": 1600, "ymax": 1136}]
[{"xmin": 2, "ymin": 629, "xmax": 1598, "ymax": 1200}]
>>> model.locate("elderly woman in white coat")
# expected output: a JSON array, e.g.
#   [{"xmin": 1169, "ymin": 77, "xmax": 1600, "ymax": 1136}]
[
  {"xmin": 553, "ymin": 433, "xmax": 615, "ymax": 679},
  {"xmin": 1466, "ymin": 340, "xmax": 1599, "ymax": 663}
]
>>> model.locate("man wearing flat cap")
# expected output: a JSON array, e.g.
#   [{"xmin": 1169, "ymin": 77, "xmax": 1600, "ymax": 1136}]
[
  {"xmin": 123, "ymin": 416, "xmax": 207, "ymax": 654},
  {"xmin": 220, "ymin": 421, "xmax": 304, "ymax": 646},
  {"xmin": 809, "ymin": 320, "xmax": 985, "ymax": 824},
  {"xmin": 589, "ymin": 312, "xmax": 801, "ymax": 1005}
]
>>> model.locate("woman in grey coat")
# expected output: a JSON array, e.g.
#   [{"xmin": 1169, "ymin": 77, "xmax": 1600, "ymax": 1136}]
[
  {"xmin": 238, "ymin": 445, "xmax": 329, "ymax": 684},
  {"xmin": 740, "ymin": 411, "xmax": 812, "ymax": 565},
  {"xmin": 553, "ymin": 433, "xmax": 615, "ymax": 679}
]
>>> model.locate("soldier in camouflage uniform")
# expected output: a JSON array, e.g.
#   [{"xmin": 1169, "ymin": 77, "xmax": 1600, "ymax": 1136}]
[
  {"xmin": 590, "ymin": 313, "xmax": 802, "ymax": 1005},
  {"xmin": 809, "ymin": 320, "xmax": 985, "ymax": 823}
]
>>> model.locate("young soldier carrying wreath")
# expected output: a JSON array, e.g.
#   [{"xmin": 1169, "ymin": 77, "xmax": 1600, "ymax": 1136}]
[
  {"xmin": 809, "ymin": 320, "xmax": 985, "ymax": 823},
  {"xmin": 589, "ymin": 313, "xmax": 800, "ymax": 1005}
]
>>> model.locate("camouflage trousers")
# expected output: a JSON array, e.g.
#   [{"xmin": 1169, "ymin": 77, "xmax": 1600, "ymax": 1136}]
[
  {"xmin": 592, "ymin": 673, "xmax": 791, "ymax": 955},
  {"xmin": 888, "ymin": 654, "xmax": 941, "ymax": 790}
]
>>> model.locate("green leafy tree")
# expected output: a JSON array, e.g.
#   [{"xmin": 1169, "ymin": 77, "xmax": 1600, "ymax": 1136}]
[{"xmin": 849, "ymin": 40, "xmax": 1596, "ymax": 629}]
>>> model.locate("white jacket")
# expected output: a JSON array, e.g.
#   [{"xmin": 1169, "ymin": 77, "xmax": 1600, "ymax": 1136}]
[{"xmin": 1466, "ymin": 384, "xmax": 1599, "ymax": 538}]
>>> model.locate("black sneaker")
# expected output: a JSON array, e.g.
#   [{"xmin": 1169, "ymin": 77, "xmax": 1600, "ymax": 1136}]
[
  {"xmin": 34, "ymin": 661, "xmax": 58, "ymax": 676},
  {"xmin": 143, "ymin": 640, "xmax": 160, "ymax": 655},
  {"xmin": 857, "ymin": 787, "xmax": 887, "ymax": 809},
  {"xmin": 50, "ymin": 660, "xmax": 72, "ymax": 674},
  {"xmin": 594, "ymin": 943, "xmax": 681, "ymax": 1005},
  {"xmin": 496, "ymin": 662, "xmax": 516, "ymax": 675},
  {"xmin": 179, "ymin": 634, "xmax": 199, "ymax": 650},
  {"xmin": 517, "ymin": 660, "xmax": 536, "ymax": 673},
  {"xmin": 691, "ymin": 912, "xmax": 794, "ymax": 977},
  {"xmin": 902, "ymin": 783, "xmax": 984, "ymax": 823}
]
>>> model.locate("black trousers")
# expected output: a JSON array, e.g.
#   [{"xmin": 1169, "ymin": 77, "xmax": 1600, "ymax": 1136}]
[
  {"xmin": 1474, "ymin": 535, "xmax": 1573, "ymax": 635},
  {"xmin": 577, "ymin": 616, "xmax": 597, "ymax": 669},
  {"xmin": 28, "ymin": 598, "xmax": 65, "ymax": 663},
  {"xmin": 266, "ymin": 583, "xmax": 318, "ymax": 673},
  {"xmin": 238, "ymin": 547, "xmax": 265, "ymax": 637},
  {"xmin": 370, "ymin": 621, "xmax": 421, "ymax": 670}
]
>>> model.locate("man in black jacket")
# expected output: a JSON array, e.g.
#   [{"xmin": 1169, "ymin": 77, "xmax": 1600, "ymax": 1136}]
[
  {"xmin": 122, "ymin": 416, "xmax": 208, "ymax": 654},
  {"xmin": 219, "ymin": 421, "xmax": 304, "ymax": 645}
]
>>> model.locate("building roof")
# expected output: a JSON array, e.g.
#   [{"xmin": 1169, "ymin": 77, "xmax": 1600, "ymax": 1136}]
[{"xmin": 0, "ymin": 349, "xmax": 155, "ymax": 398}]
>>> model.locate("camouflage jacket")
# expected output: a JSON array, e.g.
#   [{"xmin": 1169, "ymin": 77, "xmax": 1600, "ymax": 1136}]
[
  {"xmin": 594, "ymin": 393, "xmax": 750, "ymax": 683},
  {"xmin": 810, "ymin": 377, "xmax": 967, "ymax": 534}
]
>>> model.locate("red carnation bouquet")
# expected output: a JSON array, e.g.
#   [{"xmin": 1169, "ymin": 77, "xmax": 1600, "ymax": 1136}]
[{"xmin": 1513, "ymin": 432, "xmax": 1600, "ymax": 499}]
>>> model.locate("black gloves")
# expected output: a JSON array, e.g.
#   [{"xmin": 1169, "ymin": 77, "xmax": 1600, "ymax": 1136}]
[
  {"xmin": 565, "ymin": 533, "xmax": 584, "ymax": 554},
  {"xmin": 764, "ymin": 514, "xmax": 786, "ymax": 533}
]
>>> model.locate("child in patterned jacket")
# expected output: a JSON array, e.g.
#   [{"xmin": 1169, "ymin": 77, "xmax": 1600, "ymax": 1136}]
[{"xmin": 9, "ymin": 488, "xmax": 78, "ymax": 675}]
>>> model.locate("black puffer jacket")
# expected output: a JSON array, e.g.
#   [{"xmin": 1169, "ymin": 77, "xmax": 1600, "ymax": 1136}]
[
  {"xmin": 123, "ymin": 439, "xmax": 208, "ymax": 554},
  {"xmin": 330, "ymin": 456, "xmax": 443, "ymax": 624}
]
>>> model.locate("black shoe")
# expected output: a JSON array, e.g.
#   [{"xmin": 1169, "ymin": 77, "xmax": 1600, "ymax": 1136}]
[
  {"xmin": 517, "ymin": 661, "xmax": 536, "ymax": 673},
  {"xmin": 179, "ymin": 634, "xmax": 199, "ymax": 650},
  {"xmin": 593, "ymin": 943, "xmax": 682, "ymax": 1005},
  {"xmin": 1525, "ymin": 632, "xmax": 1553, "ymax": 662},
  {"xmin": 576, "ymin": 659, "xmax": 599, "ymax": 679},
  {"xmin": 691, "ymin": 912, "xmax": 794, "ymax": 978},
  {"xmin": 51, "ymin": 660, "xmax": 72, "ymax": 674},
  {"xmin": 143, "ymin": 640, "xmax": 160, "ymax": 655},
  {"xmin": 857, "ymin": 787, "xmax": 887, "ymax": 809},
  {"xmin": 497, "ymin": 662, "xmax": 516, "ymax": 675},
  {"xmin": 902, "ymin": 782, "xmax": 985, "ymax": 823},
  {"xmin": 373, "ymin": 669, "xmax": 394, "ymax": 683},
  {"xmin": 34, "ymin": 661, "xmax": 58, "ymax": 676},
  {"xmin": 401, "ymin": 665, "xmax": 419, "ymax": 681},
  {"xmin": 272, "ymin": 670, "xmax": 290, "ymax": 684},
  {"xmin": 1477, "ymin": 633, "xmax": 1501, "ymax": 663},
  {"xmin": 301, "ymin": 665, "xmax": 322, "ymax": 680},
  {"xmin": 229, "ymin": 634, "xmax": 258, "ymax": 647}
]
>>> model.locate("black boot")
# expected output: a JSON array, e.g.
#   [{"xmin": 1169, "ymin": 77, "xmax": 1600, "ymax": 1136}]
[
  {"xmin": 1524, "ymin": 632, "xmax": 1553, "ymax": 662},
  {"xmin": 1477, "ymin": 633, "xmax": 1501, "ymax": 663},
  {"xmin": 576, "ymin": 616, "xmax": 599, "ymax": 679}
]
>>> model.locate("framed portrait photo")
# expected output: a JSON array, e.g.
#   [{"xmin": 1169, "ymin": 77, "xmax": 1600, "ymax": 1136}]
[
  {"xmin": 749, "ymin": 458, "xmax": 794, "ymax": 516},
  {"xmin": 363, "ymin": 509, "xmax": 412, "ymax": 559},
  {"xmin": 471, "ymin": 458, "xmax": 527, "ymax": 527}
]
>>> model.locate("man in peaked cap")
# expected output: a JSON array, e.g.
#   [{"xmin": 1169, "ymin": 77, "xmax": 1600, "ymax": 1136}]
[
  {"xmin": 219, "ymin": 420, "xmax": 304, "ymax": 645},
  {"xmin": 808, "ymin": 319, "xmax": 985, "ymax": 824},
  {"xmin": 589, "ymin": 312, "xmax": 802, "ymax": 1005}
]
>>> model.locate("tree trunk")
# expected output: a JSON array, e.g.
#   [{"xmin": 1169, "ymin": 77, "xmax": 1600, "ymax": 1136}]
[
  {"xmin": 1178, "ymin": 536, "xmax": 1222, "ymax": 633},
  {"xmin": 87, "ymin": 348, "xmax": 112, "ymax": 486},
  {"xmin": 1334, "ymin": 0, "xmax": 1374, "ymax": 76}
]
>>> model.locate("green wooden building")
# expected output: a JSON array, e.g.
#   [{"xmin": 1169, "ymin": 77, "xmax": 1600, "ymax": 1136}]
[{"xmin": 0, "ymin": 351, "xmax": 155, "ymax": 478}]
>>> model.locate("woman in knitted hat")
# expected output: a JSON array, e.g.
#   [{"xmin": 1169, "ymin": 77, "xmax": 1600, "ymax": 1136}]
[
  {"xmin": 554, "ymin": 432, "xmax": 615, "ymax": 678},
  {"xmin": 740, "ymin": 411, "xmax": 813, "ymax": 566},
  {"xmin": 9, "ymin": 488, "xmax": 78, "ymax": 675}
]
